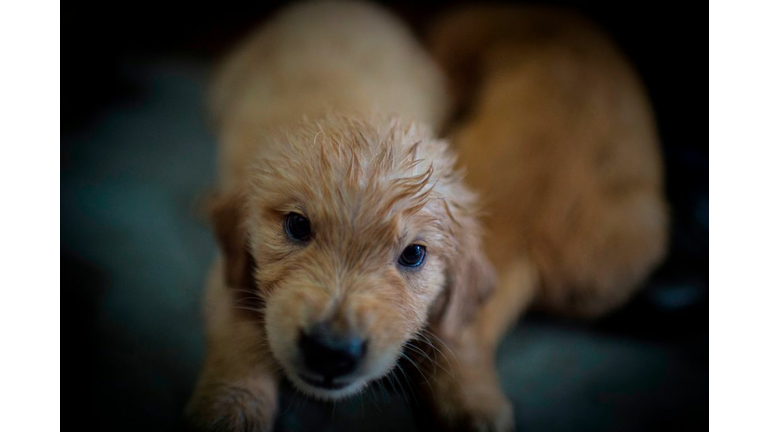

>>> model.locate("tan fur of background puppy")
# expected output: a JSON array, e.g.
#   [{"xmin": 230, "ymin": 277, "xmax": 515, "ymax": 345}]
[
  {"xmin": 185, "ymin": 2, "xmax": 504, "ymax": 431},
  {"xmin": 426, "ymin": 5, "xmax": 669, "ymax": 426}
]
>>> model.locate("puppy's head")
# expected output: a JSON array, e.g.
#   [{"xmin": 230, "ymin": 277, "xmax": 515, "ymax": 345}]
[{"xmin": 211, "ymin": 116, "xmax": 494, "ymax": 399}]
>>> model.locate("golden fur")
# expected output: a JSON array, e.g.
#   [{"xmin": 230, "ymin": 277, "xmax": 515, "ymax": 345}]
[
  {"xmin": 209, "ymin": 1, "xmax": 449, "ymax": 189},
  {"xmin": 429, "ymin": 5, "xmax": 669, "ymax": 360},
  {"xmin": 186, "ymin": 3, "xmax": 669, "ymax": 432},
  {"xmin": 186, "ymin": 2, "xmax": 498, "ymax": 431}
]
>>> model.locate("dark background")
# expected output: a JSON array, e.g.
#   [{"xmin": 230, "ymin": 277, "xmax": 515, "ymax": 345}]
[{"xmin": 62, "ymin": 1, "xmax": 707, "ymax": 431}]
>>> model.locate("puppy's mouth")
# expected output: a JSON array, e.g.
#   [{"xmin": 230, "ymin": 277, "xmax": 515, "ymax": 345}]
[{"xmin": 298, "ymin": 373, "xmax": 353, "ymax": 390}]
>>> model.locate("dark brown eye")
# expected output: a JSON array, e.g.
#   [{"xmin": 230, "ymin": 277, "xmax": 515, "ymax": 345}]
[
  {"xmin": 285, "ymin": 213, "xmax": 312, "ymax": 242},
  {"xmin": 398, "ymin": 244, "xmax": 426, "ymax": 268}
]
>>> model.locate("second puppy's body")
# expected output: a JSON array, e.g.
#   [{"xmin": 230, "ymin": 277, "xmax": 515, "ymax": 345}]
[
  {"xmin": 430, "ymin": 7, "xmax": 669, "ymax": 346},
  {"xmin": 210, "ymin": 1, "xmax": 448, "ymax": 188}
]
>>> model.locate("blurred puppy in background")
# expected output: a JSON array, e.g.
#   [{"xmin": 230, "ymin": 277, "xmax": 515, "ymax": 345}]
[{"xmin": 427, "ymin": 4, "xmax": 668, "ymax": 425}]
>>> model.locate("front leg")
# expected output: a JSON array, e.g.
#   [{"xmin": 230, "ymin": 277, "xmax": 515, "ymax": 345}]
[
  {"xmin": 185, "ymin": 263, "xmax": 280, "ymax": 432},
  {"xmin": 419, "ymin": 256, "xmax": 538, "ymax": 431},
  {"xmin": 185, "ymin": 363, "xmax": 278, "ymax": 432},
  {"xmin": 419, "ymin": 327, "xmax": 514, "ymax": 432}
]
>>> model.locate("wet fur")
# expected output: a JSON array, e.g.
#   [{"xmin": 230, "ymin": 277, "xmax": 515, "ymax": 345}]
[
  {"xmin": 186, "ymin": 2, "xmax": 498, "ymax": 431},
  {"xmin": 186, "ymin": 3, "xmax": 668, "ymax": 432}
]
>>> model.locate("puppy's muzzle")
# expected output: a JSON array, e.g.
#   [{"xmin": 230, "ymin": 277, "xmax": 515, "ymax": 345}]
[{"xmin": 298, "ymin": 323, "xmax": 367, "ymax": 389}]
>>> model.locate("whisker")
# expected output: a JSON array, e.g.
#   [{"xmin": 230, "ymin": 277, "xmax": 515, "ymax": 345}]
[
  {"xmin": 413, "ymin": 333, "xmax": 455, "ymax": 378},
  {"xmin": 232, "ymin": 306, "xmax": 265, "ymax": 314},
  {"xmin": 419, "ymin": 328, "xmax": 459, "ymax": 365},
  {"xmin": 384, "ymin": 369, "xmax": 406, "ymax": 404},
  {"xmin": 400, "ymin": 352, "xmax": 433, "ymax": 397},
  {"xmin": 419, "ymin": 329, "xmax": 455, "ymax": 354},
  {"xmin": 278, "ymin": 387, "xmax": 300, "ymax": 417},
  {"xmin": 234, "ymin": 295, "xmax": 265, "ymax": 304},
  {"xmin": 405, "ymin": 342, "xmax": 454, "ymax": 378},
  {"xmin": 376, "ymin": 378, "xmax": 391, "ymax": 401},
  {"xmin": 366, "ymin": 383, "xmax": 382, "ymax": 413},
  {"xmin": 404, "ymin": 341, "xmax": 434, "ymax": 364},
  {"xmin": 395, "ymin": 362, "xmax": 419, "ymax": 406},
  {"xmin": 403, "ymin": 342, "xmax": 436, "ymax": 372}
]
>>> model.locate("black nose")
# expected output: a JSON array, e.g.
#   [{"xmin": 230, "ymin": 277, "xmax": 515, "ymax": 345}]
[{"xmin": 299, "ymin": 324, "xmax": 367, "ymax": 379}]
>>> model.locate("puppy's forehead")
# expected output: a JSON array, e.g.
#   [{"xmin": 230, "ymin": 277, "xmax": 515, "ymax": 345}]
[{"xmin": 251, "ymin": 118, "xmax": 450, "ymax": 228}]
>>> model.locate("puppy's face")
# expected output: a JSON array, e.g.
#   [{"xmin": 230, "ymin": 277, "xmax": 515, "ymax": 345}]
[{"xmin": 214, "ymin": 118, "xmax": 493, "ymax": 400}]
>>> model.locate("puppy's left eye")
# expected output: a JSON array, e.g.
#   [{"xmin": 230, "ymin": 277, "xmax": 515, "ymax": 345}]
[
  {"xmin": 285, "ymin": 212, "xmax": 312, "ymax": 242},
  {"xmin": 398, "ymin": 244, "xmax": 426, "ymax": 268}
]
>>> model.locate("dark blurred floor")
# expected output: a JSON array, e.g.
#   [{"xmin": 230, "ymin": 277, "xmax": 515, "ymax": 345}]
[{"xmin": 62, "ymin": 2, "xmax": 707, "ymax": 431}]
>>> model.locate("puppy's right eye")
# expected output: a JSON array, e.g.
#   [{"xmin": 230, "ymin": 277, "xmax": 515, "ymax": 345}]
[
  {"xmin": 285, "ymin": 212, "xmax": 312, "ymax": 242},
  {"xmin": 398, "ymin": 244, "xmax": 426, "ymax": 268}
]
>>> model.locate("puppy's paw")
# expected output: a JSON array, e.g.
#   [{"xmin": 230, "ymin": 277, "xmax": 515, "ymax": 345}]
[
  {"xmin": 433, "ymin": 385, "xmax": 515, "ymax": 432},
  {"xmin": 185, "ymin": 385, "xmax": 276, "ymax": 432},
  {"xmin": 462, "ymin": 398, "xmax": 515, "ymax": 432}
]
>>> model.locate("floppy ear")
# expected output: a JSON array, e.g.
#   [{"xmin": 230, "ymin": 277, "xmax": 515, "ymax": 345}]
[
  {"xmin": 433, "ymin": 209, "xmax": 496, "ymax": 339},
  {"xmin": 208, "ymin": 189, "xmax": 256, "ymax": 290}
]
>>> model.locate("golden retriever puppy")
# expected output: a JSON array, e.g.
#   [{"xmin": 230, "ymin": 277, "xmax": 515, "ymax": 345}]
[
  {"xmin": 186, "ymin": 2, "xmax": 503, "ymax": 431},
  {"xmin": 426, "ymin": 4, "xmax": 669, "ymax": 424}
]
